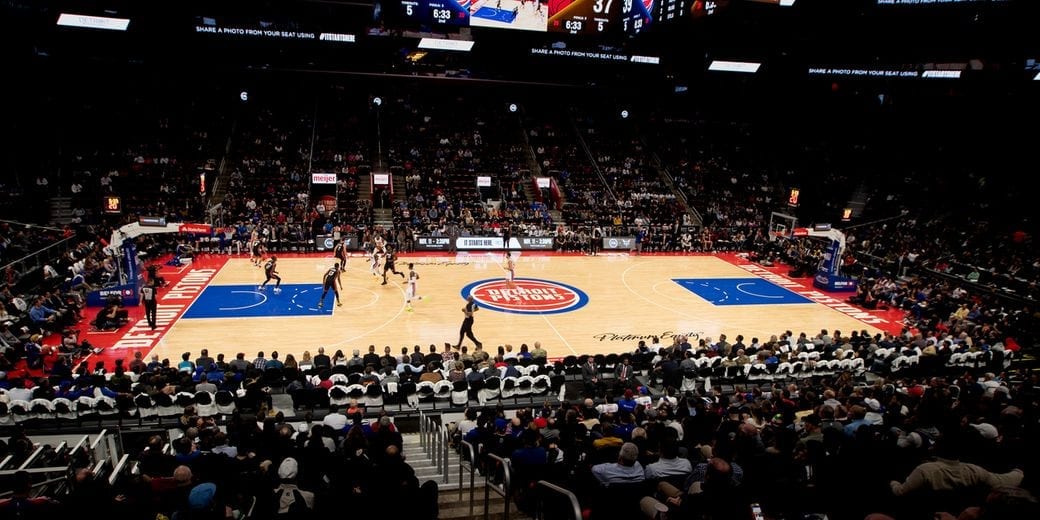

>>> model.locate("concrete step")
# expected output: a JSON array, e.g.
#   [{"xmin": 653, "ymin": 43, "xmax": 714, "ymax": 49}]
[{"xmin": 438, "ymin": 491, "xmax": 528, "ymax": 520}]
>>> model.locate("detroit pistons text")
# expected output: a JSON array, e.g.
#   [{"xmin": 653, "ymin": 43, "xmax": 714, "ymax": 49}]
[{"xmin": 483, "ymin": 287, "xmax": 568, "ymax": 302}]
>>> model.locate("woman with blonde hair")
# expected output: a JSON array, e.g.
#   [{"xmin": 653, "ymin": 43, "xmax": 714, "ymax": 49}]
[{"xmin": 299, "ymin": 350, "xmax": 313, "ymax": 371}]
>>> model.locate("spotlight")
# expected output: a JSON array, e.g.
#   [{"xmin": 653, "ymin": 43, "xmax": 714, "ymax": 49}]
[
  {"xmin": 508, "ymin": 103, "xmax": 518, "ymax": 113},
  {"xmin": 373, "ymin": 96, "xmax": 383, "ymax": 106},
  {"xmin": 620, "ymin": 109, "xmax": 630, "ymax": 119},
  {"xmin": 239, "ymin": 91, "xmax": 249, "ymax": 102}
]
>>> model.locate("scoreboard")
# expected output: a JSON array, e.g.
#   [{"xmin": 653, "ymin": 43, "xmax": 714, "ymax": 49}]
[
  {"xmin": 398, "ymin": 0, "xmax": 701, "ymax": 34},
  {"xmin": 548, "ymin": 0, "xmax": 619, "ymax": 35}
]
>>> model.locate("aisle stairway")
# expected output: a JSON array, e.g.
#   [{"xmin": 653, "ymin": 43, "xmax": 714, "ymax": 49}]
[{"xmin": 403, "ymin": 429, "xmax": 533, "ymax": 520}]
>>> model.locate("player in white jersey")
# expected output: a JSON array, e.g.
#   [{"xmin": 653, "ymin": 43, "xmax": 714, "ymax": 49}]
[
  {"xmin": 505, "ymin": 252, "xmax": 516, "ymax": 288},
  {"xmin": 369, "ymin": 244, "xmax": 383, "ymax": 276},
  {"xmin": 405, "ymin": 263, "xmax": 424, "ymax": 312}
]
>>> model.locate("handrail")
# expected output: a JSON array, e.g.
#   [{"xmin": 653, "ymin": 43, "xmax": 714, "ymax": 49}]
[
  {"xmin": 0, "ymin": 455, "xmax": 14, "ymax": 470},
  {"xmin": 441, "ymin": 425, "xmax": 450, "ymax": 484},
  {"xmin": 17, "ymin": 445, "xmax": 45, "ymax": 470},
  {"xmin": 459, "ymin": 440, "xmax": 477, "ymax": 518},
  {"xmin": 0, "ymin": 466, "xmax": 73, "ymax": 476},
  {"xmin": 418, "ymin": 410, "xmax": 427, "ymax": 451},
  {"xmin": 484, "ymin": 453, "xmax": 512, "ymax": 520},
  {"xmin": 0, "ymin": 475, "xmax": 67, "ymax": 499},
  {"xmin": 435, "ymin": 420, "xmax": 443, "ymax": 476},
  {"xmin": 0, "ymin": 233, "xmax": 78, "ymax": 274},
  {"xmin": 91, "ymin": 459, "xmax": 107, "ymax": 478},
  {"xmin": 567, "ymin": 112, "xmax": 616, "ymax": 204},
  {"xmin": 535, "ymin": 480, "xmax": 583, "ymax": 520},
  {"xmin": 90, "ymin": 429, "xmax": 109, "ymax": 451},
  {"xmin": 108, "ymin": 454, "xmax": 130, "ymax": 486},
  {"xmin": 70, "ymin": 435, "xmax": 89, "ymax": 457}
]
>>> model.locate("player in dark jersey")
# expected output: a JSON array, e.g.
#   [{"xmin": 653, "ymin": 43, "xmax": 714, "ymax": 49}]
[
  {"xmin": 318, "ymin": 262, "xmax": 342, "ymax": 308},
  {"xmin": 381, "ymin": 248, "xmax": 406, "ymax": 285},
  {"xmin": 250, "ymin": 239, "xmax": 264, "ymax": 267},
  {"xmin": 333, "ymin": 238, "xmax": 350, "ymax": 272},
  {"xmin": 456, "ymin": 294, "xmax": 482, "ymax": 349},
  {"xmin": 258, "ymin": 256, "xmax": 281, "ymax": 293}
]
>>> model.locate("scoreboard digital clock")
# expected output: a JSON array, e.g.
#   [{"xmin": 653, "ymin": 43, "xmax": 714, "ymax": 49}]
[
  {"xmin": 427, "ymin": 0, "xmax": 470, "ymax": 26},
  {"xmin": 548, "ymin": 0, "xmax": 618, "ymax": 35}
]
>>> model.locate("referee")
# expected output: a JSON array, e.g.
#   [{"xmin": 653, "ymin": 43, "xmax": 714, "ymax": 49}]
[
  {"xmin": 456, "ymin": 294, "xmax": 483, "ymax": 350},
  {"xmin": 140, "ymin": 279, "xmax": 159, "ymax": 330}
]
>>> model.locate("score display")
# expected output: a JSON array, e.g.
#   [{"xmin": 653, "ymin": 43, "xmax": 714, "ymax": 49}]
[
  {"xmin": 398, "ymin": 0, "xmax": 686, "ymax": 34},
  {"xmin": 402, "ymin": 0, "xmax": 470, "ymax": 26},
  {"xmin": 622, "ymin": 0, "xmax": 689, "ymax": 36},
  {"xmin": 548, "ymin": 0, "xmax": 618, "ymax": 35}
]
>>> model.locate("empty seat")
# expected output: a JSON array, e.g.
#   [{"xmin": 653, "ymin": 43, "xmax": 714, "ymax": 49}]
[
  {"xmin": 30, "ymin": 398, "xmax": 54, "ymax": 420},
  {"xmin": 363, "ymin": 384, "xmax": 384, "ymax": 409},
  {"xmin": 329, "ymin": 386, "xmax": 351, "ymax": 407},
  {"xmin": 53, "ymin": 398, "xmax": 77, "ymax": 420},
  {"xmin": 135, "ymin": 394, "xmax": 158, "ymax": 418},
  {"xmin": 214, "ymin": 390, "xmax": 237, "ymax": 414},
  {"xmin": 195, "ymin": 391, "xmax": 216, "ymax": 417},
  {"xmin": 450, "ymin": 380, "xmax": 469, "ymax": 406}
]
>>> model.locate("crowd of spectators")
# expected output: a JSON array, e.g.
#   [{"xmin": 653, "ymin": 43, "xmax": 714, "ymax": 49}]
[
  {"xmin": 455, "ymin": 364, "xmax": 1038, "ymax": 520},
  {"xmin": 0, "ymin": 400, "xmax": 438, "ymax": 519}
]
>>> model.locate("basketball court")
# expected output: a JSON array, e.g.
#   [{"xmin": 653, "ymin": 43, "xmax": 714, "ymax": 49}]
[{"xmin": 108, "ymin": 251, "xmax": 902, "ymax": 364}]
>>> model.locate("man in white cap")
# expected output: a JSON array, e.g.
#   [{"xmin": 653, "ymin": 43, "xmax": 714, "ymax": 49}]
[{"xmin": 273, "ymin": 457, "xmax": 315, "ymax": 515}]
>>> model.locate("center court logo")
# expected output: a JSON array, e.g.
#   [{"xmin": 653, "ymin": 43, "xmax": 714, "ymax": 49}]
[{"xmin": 461, "ymin": 278, "xmax": 589, "ymax": 315}]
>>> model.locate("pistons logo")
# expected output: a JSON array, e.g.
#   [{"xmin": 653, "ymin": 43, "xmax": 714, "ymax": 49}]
[{"xmin": 461, "ymin": 278, "xmax": 589, "ymax": 315}]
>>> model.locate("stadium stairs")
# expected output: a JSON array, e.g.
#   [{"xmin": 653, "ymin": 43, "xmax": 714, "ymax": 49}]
[{"xmin": 405, "ymin": 414, "xmax": 534, "ymax": 520}]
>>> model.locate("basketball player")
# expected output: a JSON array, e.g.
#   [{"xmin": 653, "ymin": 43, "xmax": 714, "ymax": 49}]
[
  {"xmin": 369, "ymin": 243, "xmax": 383, "ymax": 277},
  {"xmin": 382, "ymin": 248, "xmax": 406, "ymax": 285},
  {"xmin": 370, "ymin": 233, "xmax": 386, "ymax": 277},
  {"xmin": 333, "ymin": 238, "xmax": 350, "ymax": 272},
  {"xmin": 405, "ymin": 263, "xmax": 424, "ymax": 312},
  {"xmin": 259, "ymin": 256, "xmax": 281, "ymax": 293},
  {"xmin": 505, "ymin": 252, "xmax": 516, "ymax": 288},
  {"xmin": 318, "ymin": 262, "xmax": 343, "ymax": 308},
  {"xmin": 250, "ymin": 237, "xmax": 264, "ymax": 267},
  {"xmin": 456, "ymin": 294, "xmax": 482, "ymax": 349}
]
